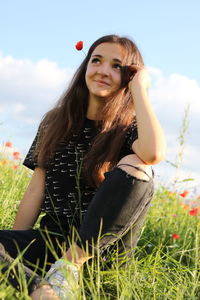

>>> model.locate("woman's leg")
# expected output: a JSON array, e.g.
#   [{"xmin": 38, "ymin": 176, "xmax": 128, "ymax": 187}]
[
  {"xmin": 0, "ymin": 242, "xmax": 42, "ymax": 295},
  {"xmin": 76, "ymin": 154, "xmax": 154, "ymax": 257},
  {"xmin": 31, "ymin": 154, "xmax": 154, "ymax": 299},
  {"xmin": 63, "ymin": 154, "xmax": 153, "ymax": 267},
  {"xmin": 0, "ymin": 229, "xmax": 63, "ymax": 269},
  {"xmin": 0, "ymin": 229, "xmax": 64, "ymax": 293}
]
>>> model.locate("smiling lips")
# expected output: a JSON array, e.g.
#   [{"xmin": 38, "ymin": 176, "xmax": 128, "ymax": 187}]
[{"xmin": 94, "ymin": 80, "xmax": 111, "ymax": 86}]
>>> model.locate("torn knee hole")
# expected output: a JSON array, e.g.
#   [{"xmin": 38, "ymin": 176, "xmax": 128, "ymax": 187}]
[{"xmin": 117, "ymin": 164, "xmax": 151, "ymax": 182}]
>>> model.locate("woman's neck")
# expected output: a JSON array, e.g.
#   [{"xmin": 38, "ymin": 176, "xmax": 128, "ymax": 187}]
[{"xmin": 86, "ymin": 96, "xmax": 103, "ymax": 121}]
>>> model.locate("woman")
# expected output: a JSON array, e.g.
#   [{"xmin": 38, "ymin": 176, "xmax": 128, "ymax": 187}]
[{"xmin": 0, "ymin": 34, "xmax": 166, "ymax": 299}]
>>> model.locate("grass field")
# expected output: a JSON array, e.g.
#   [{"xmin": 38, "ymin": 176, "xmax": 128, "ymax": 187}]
[{"xmin": 0, "ymin": 143, "xmax": 200, "ymax": 299}]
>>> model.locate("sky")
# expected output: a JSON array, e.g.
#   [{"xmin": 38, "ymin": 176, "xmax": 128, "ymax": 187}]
[{"xmin": 0, "ymin": 0, "xmax": 200, "ymax": 193}]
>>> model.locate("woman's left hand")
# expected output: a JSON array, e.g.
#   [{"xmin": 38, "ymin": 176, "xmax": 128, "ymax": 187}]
[{"xmin": 128, "ymin": 66, "xmax": 151, "ymax": 95}]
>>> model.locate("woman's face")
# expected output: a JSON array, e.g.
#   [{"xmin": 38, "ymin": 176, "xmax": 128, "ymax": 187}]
[{"xmin": 85, "ymin": 42, "xmax": 125, "ymax": 101}]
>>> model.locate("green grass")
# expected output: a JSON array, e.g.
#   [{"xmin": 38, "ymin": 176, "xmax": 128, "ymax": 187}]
[{"xmin": 0, "ymin": 151, "xmax": 200, "ymax": 299}]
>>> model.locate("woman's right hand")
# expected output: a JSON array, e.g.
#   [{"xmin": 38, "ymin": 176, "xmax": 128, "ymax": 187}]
[{"xmin": 128, "ymin": 66, "xmax": 151, "ymax": 95}]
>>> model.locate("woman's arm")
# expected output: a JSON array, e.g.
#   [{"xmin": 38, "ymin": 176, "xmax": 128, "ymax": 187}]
[
  {"xmin": 13, "ymin": 167, "xmax": 45, "ymax": 230},
  {"xmin": 129, "ymin": 67, "xmax": 166, "ymax": 165}
]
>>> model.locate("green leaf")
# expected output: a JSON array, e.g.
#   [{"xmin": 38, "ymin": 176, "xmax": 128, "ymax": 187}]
[
  {"xmin": 176, "ymin": 178, "xmax": 195, "ymax": 183},
  {"xmin": 165, "ymin": 160, "xmax": 178, "ymax": 168}
]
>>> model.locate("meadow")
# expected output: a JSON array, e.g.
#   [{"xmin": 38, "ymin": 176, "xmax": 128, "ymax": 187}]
[{"xmin": 0, "ymin": 140, "xmax": 199, "ymax": 299}]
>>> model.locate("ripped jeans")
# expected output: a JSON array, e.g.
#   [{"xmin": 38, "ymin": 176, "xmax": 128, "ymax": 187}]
[
  {"xmin": 0, "ymin": 163, "xmax": 154, "ymax": 292},
  {"xmin": 77, "ymin": 164, "xmax": 154, "ymax": 260}
]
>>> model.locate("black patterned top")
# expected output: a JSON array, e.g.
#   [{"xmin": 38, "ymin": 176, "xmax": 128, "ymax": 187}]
[{"xmin": 23, "ymin": 118, "xmax": 138, "ymax": 229}]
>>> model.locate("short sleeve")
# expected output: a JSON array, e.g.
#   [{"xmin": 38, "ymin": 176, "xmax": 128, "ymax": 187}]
[
  {"xmin": 23, "ymin": 129, "xmax": 40, "ymax": 171},
  {"xmin": 119, "ymin": 122, "xmax": 138, "ymax": 158},
  {"xmin": 125, "ymin": 122, "xmax": 138, "ymax": 152}
]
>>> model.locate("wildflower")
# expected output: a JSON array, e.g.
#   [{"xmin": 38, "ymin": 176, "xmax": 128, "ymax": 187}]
[
  {"xmin": 181, "ymin": 203, "xmax": 189, "ymax": 210},
  {"xmin": 13, "ymin": 165, "xmax": 19, "ymax": 169},
  {"xmin": 1, "ymin": 160, "xmax": 6, "ymax": 166},
  {"xmin": 172, "ymin": 234, "xmax": 180, "ymax": 240},
  {"xmin": 189, "ymin": 207, "xmax": 199, "ymax": 216},
  {"xmin": 5, "ymin": 141, "xmax": 12, "ymax": 147},
  {"xmin": 75, "ymin": 41, "xmax": 83, "ymax": 51},
  {"xmin": 167, "ymin": 191, "xmax": 176, "ymax": 197},
  {"xmin": 180, "ymin": 190, "xmax": 189, "ymax": 198},
  {"xmin": 13, "ymin": 151, "xmax": 20, "ymax": 160},
  {"xmin": 172, "ymin": 214, "xmax": 177, "ymax": 217},
  {"xmin": 75, "ymin": 41, "xmax": 86, "ymax": 56}
]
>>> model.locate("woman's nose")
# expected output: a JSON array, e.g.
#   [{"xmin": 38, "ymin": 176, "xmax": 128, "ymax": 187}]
[{"xmin": 97, "ymin": 63, "xmax": 110, "ymax": 76}]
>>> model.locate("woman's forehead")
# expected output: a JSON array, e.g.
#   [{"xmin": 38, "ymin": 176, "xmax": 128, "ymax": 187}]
[{"xmin": 91, "ymin": 42, "xmax": 126, "ymax": 62}]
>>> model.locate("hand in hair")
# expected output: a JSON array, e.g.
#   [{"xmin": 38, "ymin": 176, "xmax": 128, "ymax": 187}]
[{"xmin": 128, "ymin": 66, "xmax": 151, "ymax": 94}]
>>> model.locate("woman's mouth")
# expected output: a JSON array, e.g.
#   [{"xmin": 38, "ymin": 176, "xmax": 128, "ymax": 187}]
[{"xmin": 94, "ymin": 80, "xmax": 110, "ymax": 86}]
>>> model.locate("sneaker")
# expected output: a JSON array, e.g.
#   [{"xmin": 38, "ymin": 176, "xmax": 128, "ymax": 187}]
[{"xmin": 45, "ymin": 259, "xmax": 79, "ymax": 300}]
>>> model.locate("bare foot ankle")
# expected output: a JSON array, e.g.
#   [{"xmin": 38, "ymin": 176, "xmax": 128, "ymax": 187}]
[{"xmin": 30, "ymin": 285, "xmax": 61, "ymax": 300}]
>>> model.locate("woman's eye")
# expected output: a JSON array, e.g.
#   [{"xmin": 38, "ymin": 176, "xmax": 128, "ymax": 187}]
[
  {"xmin": 91, "ymin": 58, "xmax": 100, "ymax": 64},
  {"xmin": 113, "ymin": 64, "xmax": 122, "ymax": 70}
]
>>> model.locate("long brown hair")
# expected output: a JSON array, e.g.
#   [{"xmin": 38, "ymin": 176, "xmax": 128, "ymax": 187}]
[{"xmin": 35, "ymin": 34, "xmax": 144, "ymax": 187}]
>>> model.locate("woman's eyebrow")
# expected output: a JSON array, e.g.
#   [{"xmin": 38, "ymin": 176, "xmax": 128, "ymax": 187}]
[
  {"xmin": 91, "ymin": 54, "xmax": 122, "ymax": 63},
  {"xmin": 113, "ymin": 58, "xmax": 122, "ymax": 64}
]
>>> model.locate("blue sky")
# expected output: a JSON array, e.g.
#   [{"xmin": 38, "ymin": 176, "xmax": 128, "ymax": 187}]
[
  {"xmin": 0, "ymin": 0, "xmax": 200, "ymax": 192},
  {"xmin": 1, "ymin": 0, "xmax": 199, "ymax": 81}
]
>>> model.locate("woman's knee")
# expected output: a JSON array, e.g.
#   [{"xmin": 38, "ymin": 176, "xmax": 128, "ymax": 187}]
[{"xmin": 117, "ymin": 154, "xmax": 153, "ymax": 181}]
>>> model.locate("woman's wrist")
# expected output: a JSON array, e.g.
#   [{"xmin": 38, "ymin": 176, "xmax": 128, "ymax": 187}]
[{"xmin": 130, "ymin": 85, "xmax": 149, "ymax": 103}]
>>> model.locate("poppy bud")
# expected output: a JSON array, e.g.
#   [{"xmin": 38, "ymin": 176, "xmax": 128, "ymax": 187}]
[
  {"xmin": 5, "ymin": 141, "xmax": 12, "ymax": 147},
  {"xmin": 13, "ymin": 152, "xmax": 20, "ymax": 160},
  {"xmin": 179, "ymin": 190, "xmax": 189, "ymax": 198},
  {"xmin": 172, "ymin": 234, "xmax": 180, "ymax": 240},
  {"xmin": 75, "ymin": 41, "xmax": 83, "ymax": 51}
]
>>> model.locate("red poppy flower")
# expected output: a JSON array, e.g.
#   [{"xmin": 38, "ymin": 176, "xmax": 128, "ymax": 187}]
[
  {"xmin": 5, "ymin": 141, "xmax": 12, "ymax": 147},
  {"xmin": 189, "ymin": 207, "xmax": 199, "ymax": 216},
  {"xmin": 75, "ymin": 41, "xmax": 83, "ymax": 51},
  {"xmin": 13, "ymin": 151, "xmax": 20, "ymax": 160},
  {"xmin": 180, "ymin": 190, "xmax": 189, "ymax": 198},
  {"xmin": 172, "ymin": 234, "xmax": 180, "ymax": 240},
  {"xmin": 13, "ymin": 165, "xmax": 19, "ymax": 169}
]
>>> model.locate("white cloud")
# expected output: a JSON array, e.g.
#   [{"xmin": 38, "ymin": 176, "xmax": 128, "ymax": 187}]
[
  {"xmin": 184, "ymin": 144, "xmax": 200, "ymax": 172},
  {"xmin": 149, "ymin": 68, "xmax": 200, "ymax": 115},
  {"xmin": 12, "ymin": 102, "xmax": 26, "ymax": 113},
  {"xmin": 0, "ymin": 52, "xmax": 74, "ymax": 123},
  {"xmin": 147, "ymin": 67, "xmax": 200, "ymax": 192}
]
